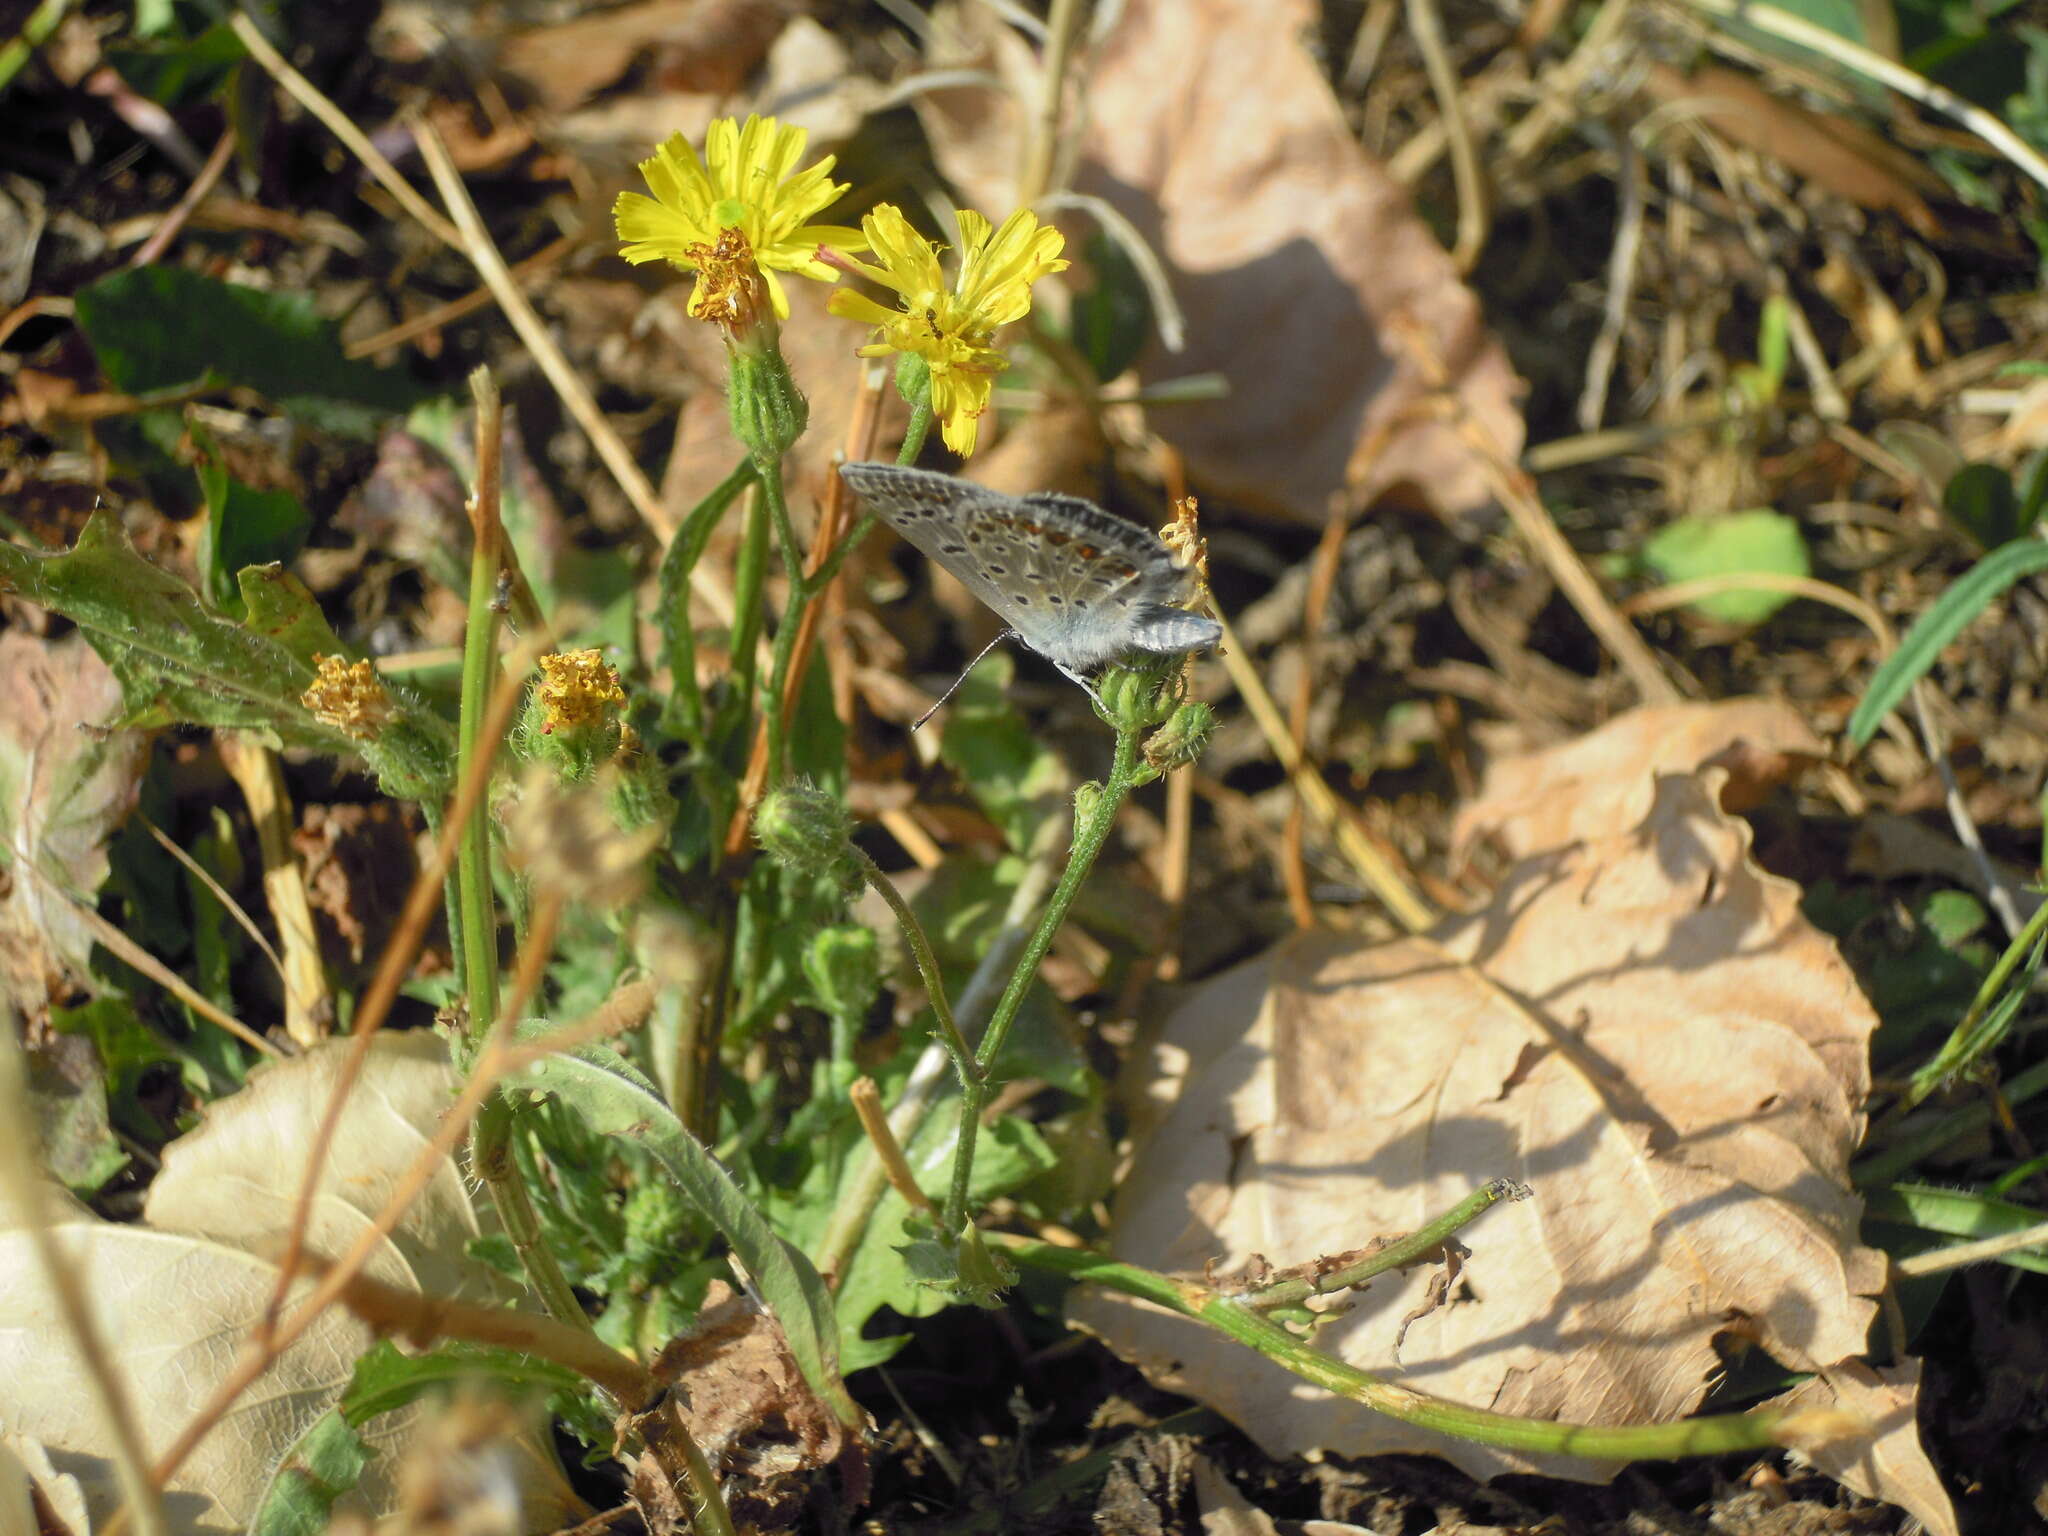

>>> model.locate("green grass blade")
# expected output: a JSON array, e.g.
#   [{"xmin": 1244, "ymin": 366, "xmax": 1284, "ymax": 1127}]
[{"xmin": 1847, "ymin": 537, "xmax": 2048, "ymax": 748}]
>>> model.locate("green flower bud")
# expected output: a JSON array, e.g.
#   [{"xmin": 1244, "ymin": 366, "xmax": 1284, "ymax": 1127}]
[
  {"xmin": 1143, "ymin": 700, "xmax": 1214, "ymax": 773},
  {"xmin": 1073, "ymin": 779, "xmax": 1104, "ymax": 830},
  {"xmin": 804, "ymin": 924, "xmax": 882, "ymax": 1023},
  {"xmin": 755, "ymin": 781, "xmax": 859, "ymax": 892},
  {"xmin": 729, "ymin": 345, "xmax": 809, "ymax": 462},
  {"xmin": 1095, "ymin": 658, "xmax": 1181, "ymax": 731},
  {"xmin": 894, "ymin": 351, "xmax": 933, "ymax": 412}
]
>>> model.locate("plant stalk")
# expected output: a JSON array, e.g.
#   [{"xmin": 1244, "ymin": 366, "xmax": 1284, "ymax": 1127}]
[{"xmin": 943, "ymin": 723, "xmax": 1143, "ymax": 1232}]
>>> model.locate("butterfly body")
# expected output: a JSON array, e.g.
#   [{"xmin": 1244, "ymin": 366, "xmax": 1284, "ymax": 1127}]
[{"xmin": 838, "ymin": 462, "xmax": 1221, "ymax": 693}]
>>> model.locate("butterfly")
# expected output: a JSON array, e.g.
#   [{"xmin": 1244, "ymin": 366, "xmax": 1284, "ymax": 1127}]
[{"xmin": 837, "ymin": 462, "xmax": 1221, "ymax": 702}]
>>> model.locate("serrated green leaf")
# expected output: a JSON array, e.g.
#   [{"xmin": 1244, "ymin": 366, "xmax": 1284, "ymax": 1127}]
[
  {"xmin": 0, "ymin": 514, "xmax": 453, "ymax": 799},
  {"xmin": 519, "ymin": 1042, "xmax": 861, "ymax": 1429},
  {"xmin": 1847, "ymin": 536, "xmax": 2048, "ymax": 747},
  {"xmin": 829, "ymin": 1114, "xmax": 1057, "ymax": 1370}
]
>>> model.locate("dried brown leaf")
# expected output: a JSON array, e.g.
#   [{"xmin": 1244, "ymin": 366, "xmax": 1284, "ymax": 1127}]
[
  {"xmin": 1775, "ymin": 1360, "xmax": 1955, "ymax": 1536},
  {"xmin": 498, "ymin": 0, "xmax": 791, "ymax": 115},
  {"xmin": 1452, "ymin": 699, "xmax": 1823, "ymax": 860},
  {"xmin": 915, "ymin": 0, "xmax": 1525, "ymax": 525},
  {"xmin": 0, "ymin": 630, "xmax": 150, "ymax": 1007},
  {"xmin": 1075, "ymin": 773, "xmax": 1945, "ymax": 1530},
  {"xmin": 1639, "ymin": 65, "xmax": 1943, "ymax": 241},
  {"xmin": 143, "ymin": 1032, "xmax": 505, "ymax": 1302},
  {"xmin": 648, "ymin": 1279, "xmax": 849, "ymax": 1529}
]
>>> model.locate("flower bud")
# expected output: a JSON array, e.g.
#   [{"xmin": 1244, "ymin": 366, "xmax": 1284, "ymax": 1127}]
[
  {"xmin": 1095, "ymin": 658, "xmax": 1181, "ymax": 731},
  {"xmin": 729, "ymin": 346, "xmax": 809, "ymax": 463},
  {"xmin": 894, "ymin": 352, "xmax": 933, "ymax": 412},
  {"xmin": 804, "ymin": 924, "xmax": 882, "ymax": 1023},
  {"xmin": 1143, "ymin": 700, "xmax": 1214, "ymax": 773},
  {"xmin": 754, "ymin": 781, "xmax": 859, "ymax": 893},
  {"xmin": 525, "ymin": 649, "xmax": 627, "ymax": 781}
]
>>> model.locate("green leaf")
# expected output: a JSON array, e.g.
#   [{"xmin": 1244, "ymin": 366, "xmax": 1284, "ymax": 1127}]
[
  {"xmin": 193, "ymin": 427, "xmax": 312, "ymax": 612},
  {"xmin": 0, "ymin": 513, "xmax": 453, "ymax": 799},
  {"xmin": 1640, "ymin": 508, "xmax": 1810, "ymax": 626},
  {"xmin": 1070, "ymin": 228, "xmax": 1154, "ymax": 383},
  {"xmin": 827, "ymin": 1113, "xmax": 1057, "ymax": 1370},
  {"xmin": 519, "ymin": 1042, "xmax": 861, "ymax": 1429},
  {"xmin": 339, "ymin": 1339, "xmax": 588, "ymax": 1425},
  {"xmin": 105, "ymin": 19, "xmax": 245, "ymax": 106},
  {"xmin": 1847, "ymin": 536, "xmax": 2048, "ymax": 747},
  {"xmin": 1941, "ymin": 462, "xmax": 2022, "ymax": 550},
  {"xmin": 73, "ymin": 266, "xmax": 423, "ymax": 434},
  {"xmin": 1865, "ymin": 1183, "xmax": 2048, "ymax": 1273},
  {"xmin": 2018, "ymin": 448, "xmax": 2048, "ymax": 525},
  {"xmin": 657, "ymin": 459, "xmax": 753, "ymax": 743},
  {"xmin": 249, "ymin": 1412, "xmax": 369, "ymax": 1536}
]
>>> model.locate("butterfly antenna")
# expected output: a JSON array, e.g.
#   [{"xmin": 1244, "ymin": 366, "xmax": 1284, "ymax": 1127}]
[{"xmin": 912, "ymin": 630, "xmax": 1015, "ymax": 731}]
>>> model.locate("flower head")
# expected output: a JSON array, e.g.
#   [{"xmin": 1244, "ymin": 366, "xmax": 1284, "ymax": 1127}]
[
  {"xmin": 304, "ymin": 654, "xmax": 393, "ymax": 740},
  {"xmin": 535, "ymin": 649, "xmax": 626, "ymax": 737},
  {"xmin": 614, "ymin": 115, "xmax": 864, "ymax": 321},
  {"xmin": 827, "ymin": 204, "xmax": 1068, "ymax": 456}
]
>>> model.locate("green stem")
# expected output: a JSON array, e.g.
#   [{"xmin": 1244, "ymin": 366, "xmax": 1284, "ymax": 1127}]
[
  {"xmin": 999, "ymin": 1237, "xmax": 1787, "ymax": 1461},
  {"xmin": 453, "ymin": 445, "xmax": 502, "ymax": 1031},
  {"xmin": 1237, "ymin": 1179, "xmax": 1529, "ymax": 1312},
  {"xmin": 1907, "ymin": 886, "xmax": 2048, "ymax": 1106},
  {"xmin": 898, "ymin": 397, "xmax": 934, "ymax": 464},
  {"xmin": 1857, "ymin": 1053, "xmax": 2048, "ymax": 1187},
  {"xmin": 453, "ymin": 369, "xmax": 585, "ymax": 1333},
  {"xmin": 852, "ymin": 846, "xmax": 979, "ymax": 1091},
  {"xmin": 722, "ymin": 486, "xmax": 770, "ymax": 738},
  {"xmin": 758, "ymin": 472, "xmax": 810, "ymax": 781},
  {"xmin": 659, "ymin": 458, "xmax": 754, "ymax": 743},
  {"xmin": 943, "ymin": 723, "xmax": 1144, "ymax": 1232},
  {"xmin": 648, "ymin": 1409, "xmax": 740, "ymax": 1536},
  {"xmin": 473, "ymin": 1101, "xmax": 589, "ymax": 1327}
]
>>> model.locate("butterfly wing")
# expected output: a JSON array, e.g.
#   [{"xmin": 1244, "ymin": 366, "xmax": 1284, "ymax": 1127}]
[
  {"xmin": 839, "ymin": 462, "xmax": 1219, "ymax": 676},
  {"xmin": 839, "ymin": 462, "xmax": 1066, "ymax": 639}
]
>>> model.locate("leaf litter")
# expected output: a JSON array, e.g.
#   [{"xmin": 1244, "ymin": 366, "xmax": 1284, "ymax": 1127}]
[{"xmin": 4, "ymin": 0, "xmax": 2048, "ymax": 1526}]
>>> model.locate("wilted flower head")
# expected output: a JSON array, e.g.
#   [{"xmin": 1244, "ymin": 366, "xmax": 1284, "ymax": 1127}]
[
  {"xmin": 303, "ymin": 654, "xmax": 394, "ymax": 740},
  {"xmin": 535, "ymin": 649, "xmax": 625, "ymax": 737},
  {"xmin": 614, "ymin": 114, "xmax": 864, "ymax": 322},
  {"xmin": 827, "ymin": 203, "xmax": 1068, "ymax": 456}
]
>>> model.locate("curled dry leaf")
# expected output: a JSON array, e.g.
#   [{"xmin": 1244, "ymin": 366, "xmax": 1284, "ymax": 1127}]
[
  {"xmin": 0, "ymin": 1211, "xmax": 396, "ymax": 1533},
  {"xmin": 143, "ymin": 1031, "xmax": 504, "ymax": 1302},
  {"xmin": 646, "ymin": 1280, "xmax": 851, "ymax": 1530},
  {"xmin": 915, "ymin": 0, "xmax": 1525, "ymax": 525},
  {"xmin": 0, "ymin": 629, "xmax": 150, "ymax": 1006},
  {"xmin": 1074, "ymin": 774, "xmax": 1954, "ymax": 1532},
  {"xmin": 3, "ymin": 1033, "xmax": 579, "ymax": 1533},
  {"xmin": 1451, "ymin": 699, "xmax": 1824, "ymax": 860}
]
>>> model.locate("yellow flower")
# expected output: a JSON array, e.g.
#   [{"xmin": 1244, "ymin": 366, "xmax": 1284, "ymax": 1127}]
[
  {"xmin": 614, "ymin": 115, "xmax": 864, "ymax": 320},
  {"xmin": 827, "ymin": 204, "xmax": 1068, "ymax": 456}
]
